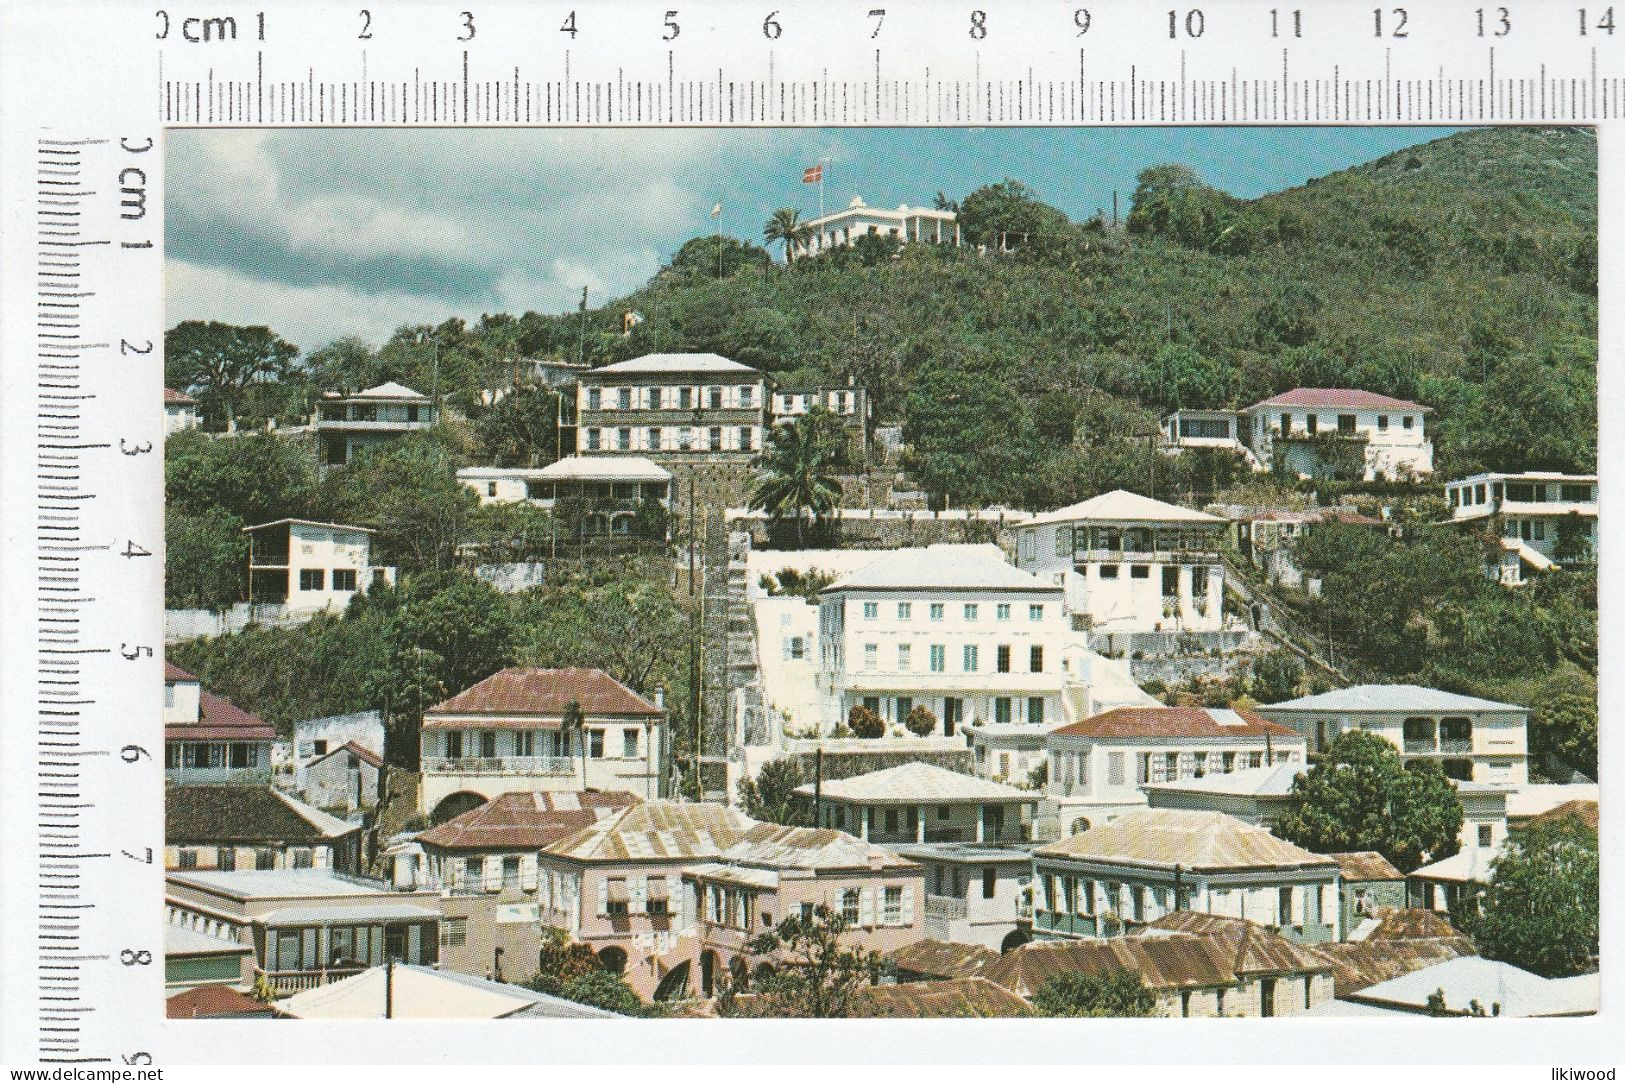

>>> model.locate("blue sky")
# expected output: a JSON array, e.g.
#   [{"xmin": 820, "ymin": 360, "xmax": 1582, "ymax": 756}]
[{"xmin": 167, "ymin": 126, "xmax": 1461, "ymax": 352}]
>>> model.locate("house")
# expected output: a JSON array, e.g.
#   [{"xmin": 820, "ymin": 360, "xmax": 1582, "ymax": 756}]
[
  {"xmin": 165, "ymin": 924, "xmax": 255, "ymax": 992},
  {"xmin": 1046, "ymin": 705, "xmax": 1305, "ymax": 834},
  {"xmin": 1315, "ymin": 955, "xmax": 1598, "ymax": 1017},
  {"xmin": 1158, "ymin": 409, "xmax": 1260, "ymax": 468},
  {"xmin": 1014, "ymin": 490, "xmax": 1229, "ymax": 635},
  {"xmin": 815, "ymin": 543, "xmax": 1067, "ymax": 736},
  {"xmin": 1407, "ymin": 845, "xmax": 1501, "ymax": 915},
  {"xmin": 1031, "ymin": 809, "xmax": 1341, "ymax": 945},
  {"xmin": 274, "ymin": 962, "xmax": 618, "ymax": 1019},
  {"xmin": 982, "ymin": 912, "xmax": 1336, "ymax": 1017},
  {"xmin": 165, "ymin": 784, "xmax": 362, "ymax": 874},
  {"xmin": 1328, "ymin": 852, "xmax": 1407, "ymax": 938},
  {"xmin": 681, "ymin": 823, "xmax": 925, "ymax": 997},
  {"xmin": 165, "ymin": 868, "xmax": 442, "ymax": 995},
  {"xmin": 164, "ymin": 387, "xmax": 201, "ymax": 435},
  {"xmin": 887, "ymin": 938, "xmax": 1001, "ymax": 982},
  {"xmin": 314, "ymin": 381, "xmax": 435, "ymax": 470},
  {"xmin": 1255, "ymin": 683, "xmax": 1530, "ymax": 785},
  {"xmin": 242, "ymin": 519, "xmax": 395, "ymax": 613},
  {"xmin": 536, "ymin": 800, "xmax": 754, "ymax": 1000},
  {"xmin": 1445, "ymin": 471, "xmax": 1597, "ymax": 582},
  {"xmin": 794, "ymin": 762, "xmax": 1037, "ymax": 846},
  {"xmin": 165, "ymin": 983, "xmax": 276, "ymax": 1019},
  {"xmin": 408, "ymin": 790, "xmax": 640, "ymax": 894},
  {"xmin": 891, "ymin": 842, "xmax": 1034, "ymax": 951},
  {"xmin": 1307, "ymin": 907, "xmax": 1478, "ymax": 999},
  {"xmin": 458, "ymin": 456, "xmax": 673, "ymax": 539},
  {"xmin": 572, "ymin": 353, "xmax": 769, "ymax": 460},
  {"xmin": 301, "ymin": 742, "xmax": 384, "ymax": 816},
  {"xmin": 293, "ymin": 709, "xmax": 384, "ymax": 764},
  {"xmin": 418, "ymin": 667, "xmax": 667, "ymax": 821},
  {"xmin": 1231, "ymin": 507, "xmax": 1389, "ymax": 591},
  {"xmin": 790, "ymin": 196, "xmax": 960, "ymax": 258},
  {"xmin": 1140, "ymin": 761, "xmax": 1303, "ymax": 829},
  {"xmin": 1240, "ymin": 388, "xmax": 1434, "ymax": 481},
  {"xmin": 164, "ymin": 663, "xmax": 275, "ymax": 785}
]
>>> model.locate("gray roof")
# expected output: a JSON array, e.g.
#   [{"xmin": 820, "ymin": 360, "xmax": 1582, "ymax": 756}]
[
  {"xmin": 1024, "ymin": 490, "xmax": 1226, "ymax": 528},
  {"xmin": 794, "ymin": 762, "xmax": 1037, "ymax": 805},
  {"xmin": 276, "ymin": 963, "xmax": 619, "ymax": 1019},
  {"xmin": 259, "ymin": 902, "xmax": 441, "ymax": 925},
  {"xmin": 1259, "ymin": 684, "xmax": 1526, "ymax": 713},
  {"xmin": 892, "ymin": 842, "xmax": 1035, "ymax": 865},
  {"xmin": 532, "ymin": 456, "xmax": 671, "ymax": 483},
  {"xmin": 166, "ymin": 924, "xmax": 253, "ymax": 957},
  {"xmin": 1349, "ymin": 957, "xmax": 1598, "ymax": 1017},
  {"xmin": 166, "ymin": 868, "xmax": 396, "ymax": 900},
  {"xmin": 823, "ymin": 545, "xmax": 1058, "ymax": 594},
  {"xmin": 591, "ymin": 352, "xmax": 759, "ymax": 376}
]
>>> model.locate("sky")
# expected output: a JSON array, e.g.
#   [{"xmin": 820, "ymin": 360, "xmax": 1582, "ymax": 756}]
[{"xmin": 166, "ymin": 126, "xmax": 1462, "ymax": 353}]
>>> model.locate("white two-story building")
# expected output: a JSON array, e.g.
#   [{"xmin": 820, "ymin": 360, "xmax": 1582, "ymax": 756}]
[
  {"xmin": 1239, "ymin": 388, "xmax": 1433, "ymax": 481},
  {"xmin": 573, "ymin": 353, "xmax": 769, "ymax": 460},
  {"xmin": 1445, "ymin": 471, "xmax": 1597, "ymax": 582},
  {"xmin": 242, "ymin": 519, "xmax": 395, "ymax": 614},
  {"xmin": 790, "ymin": 196, "xmax": 961, "ymax": 258},
  {"xmin": 1015, "ymin": 490, "xmax": 1228, "ymax": 634},
  {"xmin": 815, "ymin": 544, "xmax": 1067, "ymax": 735},
  {"xmin": 1255, "ymin": 684, "xmax": 1529, "ymax": 785},
  {"xmin": 314, "ymin": 381, "xmax": 436, "ymax": 471}
]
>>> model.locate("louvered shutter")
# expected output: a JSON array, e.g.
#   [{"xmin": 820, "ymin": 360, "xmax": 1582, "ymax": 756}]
[
  {"xmin": 1290, "ymin": 886, "xmax": 1304, "ymax": 926},
  {"xmin": 522, "ymin": 855, "xmax": 538, "ymax": 892},
  {"xmin": 860, "ymin": 887, "xmax": 876, "ymax": 928},
  {"xmin": 680, "ymin": 879, "xmax": 696, "ymax": 927},
  {"xmin": 631, "ymin": 876, "xmax": 647, "ymax": 914},
  {"xmin": 900, "ymin": 886, "xmax": 915, "ymax": 926},
  {"xmin": 597, "ymin": 877, "xmax": 609, "ymax": 917}
]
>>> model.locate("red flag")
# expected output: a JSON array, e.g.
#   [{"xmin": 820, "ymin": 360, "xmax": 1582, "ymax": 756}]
[{"xmin": 802, "ymin": 164, "xmax": 823, "ymax": 184}]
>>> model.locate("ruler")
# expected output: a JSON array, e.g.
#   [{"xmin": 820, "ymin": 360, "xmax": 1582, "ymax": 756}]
[{"xmin": 0, "ymin": 0, "xmax": 1615, "ymax": 1068}]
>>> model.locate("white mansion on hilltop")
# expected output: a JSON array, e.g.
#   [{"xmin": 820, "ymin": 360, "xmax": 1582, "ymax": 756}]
[{"xmin": 791, "ymin": 197, "xmax": 961, "ymax": 258}]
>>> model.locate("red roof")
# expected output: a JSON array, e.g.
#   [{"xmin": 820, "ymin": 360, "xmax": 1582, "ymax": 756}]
[
  {"xmin": 307, "ymin": 740, "xmax": 384, "ymax": 770},
  {"xmin": 423, "ymin": 667, "xmax": 662, "ymax": 727},
  {"xmin": 166, "ymin": 689, "xmax": 276, "ymax": 743},
  {"xmin": 165, "ymin": 661, "xmax": 200, "ymax": 682},
  {"xmin": 1052, "ymin": 706, "xmax": 1297, "ymax": 741},
  {"xmin": 1252, "ymin": 388, "xmax": 1430, "ymax": 412},
  {"xmin": 417, "ymin": 790, "xmax": 640, "ymax": 850},
  {"xmin": 165, "ymin": 985, "xmax": 272, "ymax": 1019},
  {"xmin": 164, "ymin": 387, "xmax": 199, "ymax": 405}
]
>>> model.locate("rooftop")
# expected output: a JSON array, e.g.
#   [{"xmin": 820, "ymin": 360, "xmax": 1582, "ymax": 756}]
[
  {"xmin": 1348, "ymin": 956, "xmax": 1598, "ymax": 1017},
  {"xmin": 1141, "ymin": 762, "xmax": 1302, "ymax": 798},
  {"xmin": 793, "ymin": 762, "xmax": 1037, "ymax": 805},
  {"xmin": 822, "ymin": 544, "xmax": 1056, "ymax": 594},
  {"xmin": 1506, "ymin": 783, "xmax": 1600, "ymax": 821},
  {"xmin": 166, "ymin": 689, "xmax": 276, "ymax": 743},
  {"xmin": 850, "ymin": 978, "xmax": 1032, "ymax": 1019},
  {"xmin": 532, "ymin": 456, "xmax": 672, "ymax": 483},
  {"xmin": 1248, "ymin": 387, "xmax": 1430, "ymax": 412},
  {"xmin": 891, "ymin": 841, "xmax": 1035, "ymax": 864},
  {"xmin": 165, "ymin": 785, "xmax": 359, "ymax": 844},
  {"xmin": 590, "ymin": 352, "xmax": 760, "ymax": 376},
  {"xmin": 166, "ymin": 985, "xmax": 273, "ymax": 1019},
  {"xmin": 416, "ymin": 790, "xmax": 639, "ymax": 851},
  {"xmin": 887, "ymin": 939, "xmax": 1001, "ymax": 980},
  {"xmin": 240, "ymin": 517, "xmax": 377, "ymax": 535},
  {"xmin": 1449, "ymin": 470, "xmax": 1598, "ymax": 484},
  {"xmin": 1308, "ymin": 911, "xmax": 1477, "ymax": 998},
  {"xmin": 324, "ymin": 381, "xmax": 429, "ymax": 401},
  {"xmin": 1024, "ymin": 489, "xmax": 1226, "ymax": 528},
  {"xmin": 275, "ymin": 963, "xmax": 618, "ymax": 1019},
  {"xmin": 164, "ymin": 387, "xmax": 199, "ymax": 405},
  {"xmin": 424, "ymin": 667, "xmax": 662, "ymax": 724},
  {"xmin": 1525, "ymin": 799, "xmax": 1599, "ymax": 831},
  {"xmin": 1054, "ymin": 706, "xmax": 1297, "ymax": 742},
  {"xmin": 1258, "ymin": 683, "xmax": 1526, "ymax": 713},
  {"xmin": 1035, "ymin": 808, "xmax": 1336, "ymax": 872},
  {"xmin": 543, "ymin": 800, "xmax": 753, "ymax": 862},
  {"xmin": 1328, "ymin": 851, "xmax": 1405, "ymax": 882},
  {"xmin": 166, "ymin": 867, "xmax": 397, "ymax": 901},
  {"xmin": 305, "ymin": 740, "xmax": 385, "ymax": 771},
  {"xmin": 1410, "ymin": 845, "xmax": 1502, "ymax": 884},
  {"xmin": 714, "ymin": 822, "xmax": 919, "ymax": 873}
]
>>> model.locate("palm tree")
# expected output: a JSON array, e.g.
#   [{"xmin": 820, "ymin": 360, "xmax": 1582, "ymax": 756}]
[
  {"xmin": 562, "ymin": 699, "xmax": 585, "ymax": 785},
  {"xmin": 763, "ymin": 208, "xmax": 806, "ymax": 266},
  {"xmin": 749, "ymin": 417, "xmax": 843, "ymax": 548}
]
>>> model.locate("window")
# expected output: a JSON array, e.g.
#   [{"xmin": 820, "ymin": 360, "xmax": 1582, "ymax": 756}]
[
  {"xmin": 291, "ymin": 847, "xmax": 313, "ymax": 870},
  {"xmin": 486, "ymin": 482, "xmax": 498, "ymax": 497},
  {"xmin": 862, "ymin": 602, "xmax": 879, "ymax": 620},
  {"xmin": 929, "ymin": 603, "xmax": 944, "ymax": 621},
  {"xmin": 709, "ymin": 387, "xmax": 723, "ymax": 409},
  {"xmin": 480, "ymin": 731, "xmax": 497, "ymax": 758},
  {"xmin": 616, "ymin": 387, "xmax": 631, "ymax": 410},
  {"xmin": 739, "ymin": 386, "xmax": 754, "ymax": 407},
  {"xmin": 929, "ymin": 645, "xmax": 946, "ymax": 673},
  {"xmin": 1306, "ymin": 414, "xmax": 1318, "ymax": 436},
  {"xmin": 646, "ymin": 427, "xmax": 661, "ymax": 450},
  {"xmin": 502, "ymin": 856, "xmax": 521, "ymax": 889},
  {"xmin": 1403, "ymin": 415, "xmax": 1414, "ymax": 430},
  {"xmin": 515, "ymin": 731, "xmax": 535, "ymax": 757},
  {"xmin": 623, "ymin": 730, "xmax": 639, "ymax": 758},
  {"xmin": 1026, "ymin": 697, "xmax": 1044, "ymax": 726},
  {"xmin": 255, "ymin": 848, "xmax": 276, "ymax": 870},
  {"xmin": 298, "ymin": 568, "xmax": 326, "ymax": 591},
  {"xmin": 440, "ymin": 917, "xmax": 468, "ymax": 947},
  {"xmin": 897, "ymin": 644, "xmax": 912, "ymax": 671},
  {"xmin": 1099, "ymin": 564, "xmax": 1119, "ymax": 579},
  {"xmin": 841, "ymin": 889, "xmax": 860, "ymax": 925},
  {"xmin": 962, "ymin": 645, "xmax": 979, "ymax": 672},
  {"xmin": 607, "ymin": 878, "xmax": 630, "ymax": 917},
  {"xmin": 1562, "ymin": 483, "xmax": 1593, "ymax": 502},
  {"xmin": 587, "ymin": 388, "xmax": 602, "ymax": 410},
  {"xmin": 588, "ymin": 730, "xmax": 605, "ymax": 758},
  {"xmin": 332, "ymin": 569, "xmax": 357, "ymax": 592},
  {"xmin": 1377, "ymin": 414, "xmax": 1389, "ymax": 431},
  {"xmin": 217, "ymin": 847, "xmax": 235, "ymax": 871},
  {"xmin": 678, "ymin": 427, "xmax": 692, "ymax": 451},
  {"xmin": 678, "ymin": 387, "xmax": 693, "ymax": 410},
  {"xmin": 586, "ymin": 428, "xmax": 601, "ymax": 451},
  {"xmin": 982, "ymin": 867, "xmax": 998, "ymax": 900},
  {"xmin": 1029, "ymin": 604, "xmax": 1044, "ymax": 622},
  {"xmin": 943, "ymin": 699, "xmax": 961, "ymax": 736},
  {"xmin": 963, "ymin": 603, "xmax": 978, "ymax": 621},
  {"xmin": 994, "ymin": 698, "xmax": 1012, "ymax": 725},
  {"xmin": 165, "ymin": 684, "xmax": 175, "ymax": 709},
  {"xmin": 708, "ymin": 427, "xmax": 722, "ymax": 451},
  {"xmin": 739, "ymin": 427, "xmax": 753, "ymax": 451},
  {"xmin": 883, "ymin": 886, "xmax": 903, "ymax": 925},
  {"xmin": 1161, "ymin": 566, "xmax": 1180, "ymax": 597},
  {"xmin": 444, "ymin": 731, "xmax": 463, "ymax": 759},
  {"xmin": 996, "ymin": 645, "xmax": 1012, "ymax": 673},
  {"xmin": 1130, "ymin": 565, "xmax": 1150, "ymax": 579},
  {"xmin": 864, "ymin": 644, "xmax": 879, "ymax": 670},
  {"xmin": 1054, "ymin": 528, "xmax": 1071, "ymax": 557},
  {"xmin": 1337, "ymin": 414, "xmax": 1356, "ymax": 434},
  {"xmin": 1107, "ymin": 752, "xmax": 1125, "ymax": 787},
  {"xmin": 1278, "ymin": 886, "xmax": 1294, "ymax": 927},
  {"xmin": 885, "ymin": 809, "xmax": 899, "ymax": 833},
  {"xmin": 618, "ymin": 428, "xmax": 632, "ymax": 450},
  {"xmin": 897, "ymin": 602, "xmax": 912, "ymax": 620},
  {"xmin": 1477, "ymin": 824, "xmax": 1494, "ymax": 848},
  {"xmin": 1248, "ymin": 751, "xmax": 1264, "ymax": 769},
  {"xmin": 996, "ymin": 603, "xmax": 1011, "ymax": 621},
  {"xmin": 1030, "ymin": 645, "xmax": 1044, "ymax": 672},
  {"xmin": 177, "ymin": 848, "xmax": 198, "ymax": 869}
]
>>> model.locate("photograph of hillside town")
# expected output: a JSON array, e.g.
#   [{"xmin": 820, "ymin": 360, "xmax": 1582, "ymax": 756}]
[{"xmin": 159, "ymin": 125, "xmax": 1598, "ymax": 1023}]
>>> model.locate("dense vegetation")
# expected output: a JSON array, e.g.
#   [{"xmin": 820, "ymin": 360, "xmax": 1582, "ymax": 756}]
[{"xmin": 1461, "ymin": 813, "xmax": 1599, "ymax": 978}]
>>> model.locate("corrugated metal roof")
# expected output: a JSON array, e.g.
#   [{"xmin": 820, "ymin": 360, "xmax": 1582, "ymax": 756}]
[
  {"xmin": 275, "ymin": 964, "xmax": 618, "ymax": 1019},
  {"xmin": 166, "ymin": 985, "xmax": 273, "ymax": 1019},
  {"xmin": 983, "ymin": 934, "xmax": 1240, "ymax": 995},
  {"xmin": 1329, "ymin": 851, "xmax": 1405, "ymax": 882},
  {"xmin": 531, "ymin": 455, "xmax": 672, "ymax": 483},
  {"xmin": 1349, "ymin": 957, "xmax": 1596, "ymax": 1017},
  {"xmin": 165, "ymin": 689, "xmax": 276, "ymax": 743},
  {"xmin": 1053, "ymin": 705, "xmax": 1296, "ymax": 741},
  {"xmin": 822, "ymin": 544, "xmax": 1058, "ymax": 593},
  {"xmin": 417, "ymin": 790, "xmax": 639, "ymax": 851},
  {"xmin": 851, "ymin": 978, "xmax": 1033, "ymax": 1018},
  {"xmin": 1023, "ymin": 489, "xmax": 1227, "ymax": 528},
  {"xmin": 1148, "ymin": 912, "xmax": 1335, "ymax": 977},
  {"xmin": 1306, "ymin": 908, "xmax": 1476, "ymax": 997},
  {"xmin": 165, "ymin": 785, "xmax": 359, "ymax": 844},
  {"xmin": 888, "ymin": 939, "xmax": 1001, "ymax": 980},
  {"xmin": 259, "ymin": 902, "xmax": 441, "ymax": 925},
  {"xmin": 1526, "ymin": 799, "xmax": 1599, "ymax": 831},
  {"xmin": 715, "ymin": 823, "xmax": 919, "ymax": 872},
  {"xmin": 542, "ymin": 801, "xmax": 752, "ymax": 862},
  {"xmin": 1035, "ymin": 809, "xmax": 1335, "ymax": 871},
  {"xmin": 166, "ymin": 868, "xmax": 397, "ymax": 899},
  {"xmin": 1258, "ymin": 683, "xmax": 1524, "ymax": 713},
  {"xmin": 591, "ymin": 352, "xmax": 759, "ymax": 375},
  {"xmin": 682, "ymin": 862, "xmax": 780, "ymax": 890},
  {"xmin": 424, "ymin": 667, "xmax": 662, "ymax": 722},
  {"xmin": 793, "ymin": 762, "xmax": 1037, "ymax": 805}
]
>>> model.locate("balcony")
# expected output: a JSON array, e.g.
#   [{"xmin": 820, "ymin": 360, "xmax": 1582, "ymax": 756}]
[
  {"xmin": 165, "ymin": 766, "xmax": 273, "ymax": 785},
  {"xmin": 1073, "ymin": 547, "xmax": 1221, "ymax": 564},
  {"xmin": 422, "ymin": 756, "xmax": 575, "ymax": 776},
  {"xmin": 1439, "ymin": 737, "xmax": 1474, "ymax": 754},
  {"xmin": 254, "ymin": 965, "xmax": 365, "ymax": 995},
  {"xmin": 924, "ymin": 894, "xmax": 968, "ymax": 921},
  {"xmin": 1403, "ymin": 739, "xmax": 1437, "ymax": 755}
]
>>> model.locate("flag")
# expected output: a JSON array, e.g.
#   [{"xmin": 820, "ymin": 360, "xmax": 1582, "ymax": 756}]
[
  {"xmin": 802, "ymin": 164, "xmax": 823, "ymax": 184},
  {"xmin": 710, "ymin": 202, "xmax": 722, "ymax": 218}
]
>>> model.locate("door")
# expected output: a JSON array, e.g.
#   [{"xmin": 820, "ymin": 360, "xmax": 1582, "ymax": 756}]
[
  {"xmin": 384, "ymin": 924, "xmax": 407, "ymax": 962},
  {"xmin": 1260, "ymin": 978, "xmax": 1276, "ymax": 1018},
  {"xmin": 943, "ymin": 698, "xmax": 962, "ymax": 736}
]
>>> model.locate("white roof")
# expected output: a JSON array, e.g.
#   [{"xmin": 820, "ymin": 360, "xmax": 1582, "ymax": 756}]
[
  {"xmin": 1450, "ymin": 471, "xmax": 1597, "ymax": 485},
  {"xmin": 1350, "ymin": 957, "xmax": 1598, "ymax": 1017},
  {"xmin": 260, "ymin": 901, "xmax": 441, "ymax": 925},
  {"xmin": 590, "ymin": 352, "xmax": 759, "ymax": 376},
  {"xmin": 240, "ymin": 518, "xmax": 376, "ymax": 536},
  {"xmin": 823, "ymin": 544, "xmax": 1056, "ymax": 593},
  {"xmin": 1410, "ymin": 844, "xmax": 1502, "ymax": 884},
  {"xmin": 1023, "ymin": 490, "xmax": 1226, "ymax": 528},
  {"xmin": 166, "ymin": 924, "xmax": 252, "ymax": 957},
  {"xmin": 275, "ymin": 964, "xmax": 617, "ymax": 1019},
  {"xmin": 1505, "ymin": 783, "xmax": 1600, "ymax": 820},
  {"xmin": 270, "ymin": 787, "xmax": 360, "ymax": 839},
  {"xmin": 533, "ymin": 456, "xmax": 672, "ymax": 483},
  {"xmin": 1141, "ymin": 763, "xmax": 1303, "ymax": 798},
  {"xmin": 166, "ymin": 868, "xmax": 396, "ymax": 900},
  {"xmin": 347, "ymin": 381, "xmax": 428, "ymax": 400},
  {"xmin": 1260, "ymin": 684, "xmax": 1526, "ymax": 713},
  {"xmin": 794, "ymin": 761, "xmax": 1036, "ymax": 805}
]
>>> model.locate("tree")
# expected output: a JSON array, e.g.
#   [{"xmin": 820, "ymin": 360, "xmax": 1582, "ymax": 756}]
[
  {"xmin": 560, "ymin": 969, "xmax": 647, "ymax": 1016},
  {"xmin": 508, "ymin": 562, "xmax": 687, "ymax": 695},
  {"xmin": 904, "ymin": 703, "xmax": 938, "ymax": 737},
  {"xmin": 473, "ymin": 385, "xmax": 563, "ymax": 467},
  {"xmin": 1464, "ymin": 815, "xmax": 1598, "ymax": 978},
  {"xmin": 749, "ymin": 414, "xmax": 843, "ymax": 548},
  {"xmin": 727, "ymin": 905, "xmax": 883, "ymax": 1018},
  {"xmin": 165, "ymin": 320, "xmax": 299, "ymax": 430},
  {"xmin": 847, "ymin": 703, "xmax": 883, "ymax": 739},
  {"xmin": 668, "ymin": 234, "xmax": 770, "ymax": 279},
  {"xmin": 1274, "ymin": 730, "xmax": 1463, "ymax": 873},
  {"xmin": 956, "ymin": 179, "xmax": 1071, "ymax": 251},
  {"xmin": 527, "ymin": 927, "xmax": 603, "ymax": 997},
  {"xmin": 763, "ymin": 207, "xmax": 807, "ymax": 265},
  {"xmin": 1126, "ymin": 164, "xmax": 1236, "ymax": 249},
  {"xmin": 318, "ymin": 434, "xmax": 476, "ymax": 574},
  {"xmin": 737, "ymin": 758, "xmax": 810, "ymax": 826},
  {"xmin": 1249, "ymin": 651, "xmax": 1303, "ymax": 705},
  {"xmin": 165, "ymin": 429, "xmax": 316, "ymax": 525},
  {"xmin": 562, "ymin": 699, "xmax": 586, "ymax": 786},
  {"xmin": 1524, "ymin": 664, "xmax": 1597, "ymax": 780},
  {"xmin": 165, "ymin": 506, "xmax": 248, "ymax": 611},
  {"xmin": 1554, "ymin": 511, "xmax": 1592, "ymax": 564},
  {"xmin": 1031, "ymin": 970, "xmax": 1157, "ymax": 1018}
]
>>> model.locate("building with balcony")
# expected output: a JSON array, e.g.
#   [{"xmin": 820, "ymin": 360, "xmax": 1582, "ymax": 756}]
[
  {"xmin": 682, "ymin": 823, "xmax": 925, "ymax": 997},
  {"xmin": 795, "ymin": 762, "xmax": 1037, "ymax": 846},
  {"xmin": 815, "ymin": 543, "xmax": 1067, "ymax": 735},
  {"xmin": 572, "ymin": 353, "xmax": 769, "ymax": 461},
  {"xmin": 1240, "ymin": 388, "xmax": 1433, "ymax": 481},
  {"xmin": 457, "ymin": 456, "xmax": 673, "ymax": 539},
  {"xmin": 1046, "ymin": 705, "xmax": 1306, "ymax": 835},
  {"xmin": 536, "ymin": 801, "xmax": 754, "ymax": 1000},
  {"xmin": 242, "ymin": 519, "xmax": 395, "ymax": 614},
  {"xmin": 890, "ymin": 842, "xmax": 1034, "ymax": 951},
  {"xmin": 1444, "ymin": 471, "xmax": 1597, "ymax": 582},
  {"xmin": 314, "ymin": 381, "xmax": 435, "ymax": 470},
  {"xmin": 790, "ymin": 196, "xmax": 961, "ymax": 258},
  {"xmin": 418, "ymin": 667, "xmax": 667, "ymax": 821},
  {"xmin": 164, "ymin": 663, "xmax": 275, "ymax": 785},
  {"xmin": 1159, "ymin": 409, "xmax": 1263, "ymax": 469},
  {"xmin": 1014, "ymin": 490, "xmax": 1229, "ymax": 635},
  {"xmin": 1254, "ymin": 684, "xmax": 1530, "ymax": 785},
  {"xmin": 164, "ymin": 387, "xmax": 200, "ymax": 436},
  {"xmin": 1030, "ymin": 809, "xmax": 1341, "ymax": 945},
  {"xmin": 1231, "ymin": 507, "xmax": 1390, "ymax": 591},
  {"xmin": 165, "ymin": 868, "xmax": 442, "ymax": 996},
  {"xmin": 165, "ymin": 784, "xmax": 362, "ymax": 874}
]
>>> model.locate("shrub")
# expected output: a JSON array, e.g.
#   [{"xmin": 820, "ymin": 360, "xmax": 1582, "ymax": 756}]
[
  {"xmin": 904, "ymin": 703, "xmax": 938, "ymax": 737},
  {"xmin": 847, "ymin": 704, "xmax": 884, "ymax": 739}
]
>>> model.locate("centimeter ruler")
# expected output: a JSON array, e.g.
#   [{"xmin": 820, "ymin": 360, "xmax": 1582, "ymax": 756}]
[{"xmin": 0, "ymin": 0, "xmax": 1616, "ymax": 1068}]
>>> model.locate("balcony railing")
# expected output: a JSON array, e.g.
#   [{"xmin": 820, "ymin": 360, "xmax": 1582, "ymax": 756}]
[
  {"xmin": 1072, "ymin": 547, "xmax": 1221, "ymax": 564},
  {"xmin": 314, "ymin": 418, "xmax": 433, "ymax": 432},
  {"xmin": 254, "ymin": 965, "xmax": 366, "ymax": 995},
  {"xmin": 1439, "ymin": 738, "xmax": 1473, "ymax": 754},
  {"xmin": 422, "ymin": 756, "xmax": 575, "ymax": 775},
  {"xmin": 165, "ymin": 766, "xmax": 273, "ymax": 785},
  {"xmin": 924, "ymin": 894, "xmax": 968, "ymax": 921},
  {"xmin": 1403, "ymin": 739, "xmax": 1437, "ymax": 754}
]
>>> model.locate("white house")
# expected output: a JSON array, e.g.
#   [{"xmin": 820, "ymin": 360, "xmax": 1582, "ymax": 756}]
[
  {"xmin": 891, "ymin": 842, "xmax": 1034, "ymax": 952},
  {"xmin": 791, "ymin": 196, "xmax": 960, "ymax": 258},
  {"xmin": 1044, "ymin": 705, "xmax": 1306, "ymax": 835},
  {"xmin": 1255, "ymin": 684, "xmax": 1530, "ymax": 786},
  {"xmin": 1445, "ymin": 471, "xmax": 1597, "ymax": 581},
  {"xmin": 165, "ymin": 387, "xmax": 201, "ymax": 435},
  {"xmin": 1159, "ymin": 409, "xmax": 1262, "ymax": 469},
  {"xmin": 815, "ymin": 544, "xmax": 1067, "ymax": 735},
  {"xmin": 1015, "ymin": 490, "xmax": 1229, "ymax": 634},
  {"xmin": 242, "ymin": 519, "xmax": 395, "ymax": 614},
  {"xmin": 573, "ymin": 353, "xmax": 769, "ymax": 460},
  {"xmin": 795, "ymin": 762, "xmax": 1037, "ymax": 846},
  {"xmin": 458, "ymin": 457, "xmax": 673, "ymax": 540},
  {"xmin": 314, "ymin": 381, "xmax": 435, "ymax": 470},
  {"xmin": 1239, "ymin": 388, "xmax": 1433, "ymax": 481}
]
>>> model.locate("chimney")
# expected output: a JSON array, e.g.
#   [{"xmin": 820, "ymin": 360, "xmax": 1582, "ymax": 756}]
[{"xmin": 653, "ymin": 687, "xmax": 666, "ymax": 711}]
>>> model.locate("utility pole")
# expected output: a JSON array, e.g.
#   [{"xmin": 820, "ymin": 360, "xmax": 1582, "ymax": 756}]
[{"xmin": 577, "ymin": 286, "xmax": 589, "ymax": 367}]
